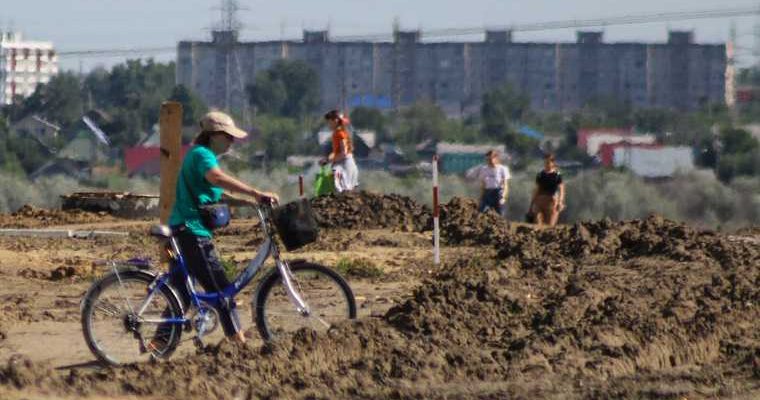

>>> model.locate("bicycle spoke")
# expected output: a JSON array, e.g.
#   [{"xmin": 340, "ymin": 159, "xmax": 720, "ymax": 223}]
[
  {"xmin": 311, "ymin": 316, "xmax": 331, "ymax": 329},
  {"xmin": 93, "ymin": 300, "xmax": 123, "ymax": 318},
  {"xmin": 258, "ymin": 265, "xmax": 354, "ymax": 340},
  {"xmin": 85, "ymin": 275, "xmax": 181, "ymax": 365}
]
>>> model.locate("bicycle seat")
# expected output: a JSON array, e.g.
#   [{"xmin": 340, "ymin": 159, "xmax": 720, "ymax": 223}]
[{"xmin": 149, "ymin": 224, "xmax": 173, "ymax": 239}]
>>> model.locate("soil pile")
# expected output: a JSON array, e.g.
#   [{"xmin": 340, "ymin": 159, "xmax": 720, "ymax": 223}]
[
  {"xmin": 440, "ymin": 197, "xmax": 512, "ymax": 244},
  {"xmin": 442, "ymin": 197, "xmax": 758, "ymax": 269},
  {"xmin": 735, "ymin": 226, "xmax": 760, "ymax": 237},
  {"xmin": 311, "ymin": 191, "xmax": 432, "ymax": 232},
  {"xmin": 2, "ymin": 214, "xmax": 758, "ymax": 399},
  {"xmin": 0, "ymin": 205, "xmax": 116, "ymax": 228}
]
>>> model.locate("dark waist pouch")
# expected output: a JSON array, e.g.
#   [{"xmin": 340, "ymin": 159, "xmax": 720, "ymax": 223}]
[{"xmin": 199, "ymin": 203, "xmax": 231, "ymax": 230}]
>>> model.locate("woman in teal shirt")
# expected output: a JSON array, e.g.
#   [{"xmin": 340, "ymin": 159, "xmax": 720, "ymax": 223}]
[{"xmin": 168, "ymin": 111, "xmax": 278, "ymax": 344}]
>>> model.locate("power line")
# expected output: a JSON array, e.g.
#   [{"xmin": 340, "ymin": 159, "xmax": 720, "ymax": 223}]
[
  {"xmin": 57, "ymin": 46, "xmax": 174, "ymax": 58},
  {"xmin": 341, "ymin": 5, "xmax": 760, "ymax": 41},
  {"xmin": 56, "ymin": 5, "xmax": 760, "ymax": 58}
]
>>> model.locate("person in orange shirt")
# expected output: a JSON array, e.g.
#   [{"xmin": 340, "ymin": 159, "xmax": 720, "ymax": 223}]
[{"xmin": 324, "ymin": 110, "xmax": 359, "ymax": 192}]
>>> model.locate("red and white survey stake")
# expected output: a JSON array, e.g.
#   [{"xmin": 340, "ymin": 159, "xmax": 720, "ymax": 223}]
[{"xmin": 432, "ymin": 155, "xmax": 440, "ymax": 265}]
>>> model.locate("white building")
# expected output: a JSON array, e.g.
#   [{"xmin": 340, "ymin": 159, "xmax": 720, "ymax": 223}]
[
  {"xmin": 613, "ymin": 146, "xmax": 695, "ymax": 178},
  {"xmin": 585, "ymin": 133, "xmax": 657, "ymax": 156},
  {"xmin": 0, "ymin": 32, "xmax": 58, "ymax": 105}
]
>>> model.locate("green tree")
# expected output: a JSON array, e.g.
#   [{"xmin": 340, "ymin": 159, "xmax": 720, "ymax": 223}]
[
  {"xmin": 169, "ymin": 84, "xmax": 208, "ymax": 126},
  {"xmin": 21, "ymin": 72, "xmax": 84, "ymax": 127},
  {"xmin": 392, "ymin": 102, "xmax": 451, "ymax": 144},
  {"xmin": 82, "ymin": 59, "xmax": 176, "ymax": 147},
  {"xmin": 247, "ymin": 60, "xmax": 319, "ymax": 118},
  {"xmin": 481, "ymin": 84, "xmax": 530, "ymax": 140},
  {"xmin": 716, "ymin": 128, "xmax": 760, "ymax": 182},
  {"xmin": 633, "ymin": 108, "xmax": 675, "ymax": 133},
  {"xmin": 349, "ymin": 107, "xmax": 388, "ymax": 140},
  {"xmin": 243, "ymin": 114, "xmax": 316, "ymax": 162},
  {"xmin": 582, "ymin": 96, "xmax": 633, "ymax": 128},
  {"xmin": 721, "ymin": 128, "xmax": 758, "ymax": 154}
]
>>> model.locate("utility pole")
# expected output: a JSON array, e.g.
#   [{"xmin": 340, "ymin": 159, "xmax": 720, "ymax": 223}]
[
  {"xmin": 726, "ymin": 21, "xmax": 737, "ymax": 120},
  {"xmin": 213, "ymin": 0, "xmax": 242, "ymax": 113}
]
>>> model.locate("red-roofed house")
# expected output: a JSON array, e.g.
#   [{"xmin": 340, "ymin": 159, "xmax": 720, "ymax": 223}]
[
  {"xmin": 125, "ymin": 145, "xmax": 191, "ymax": 176},
  {"xmin": 598, "ymin": 142, "xmax": 662, "ymax": 167},
  {"xmin": 577, "ymin": 127, "xmax": 656, "ymax": 156},
  {"xmin": 577, "ymin": 128, "xmax": 632, "ymax": 150}
]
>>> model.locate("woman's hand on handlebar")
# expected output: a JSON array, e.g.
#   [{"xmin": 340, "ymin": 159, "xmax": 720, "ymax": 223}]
[{"xmin": 254, "ymin": 191, "xmax": 280, "ymax": 206}]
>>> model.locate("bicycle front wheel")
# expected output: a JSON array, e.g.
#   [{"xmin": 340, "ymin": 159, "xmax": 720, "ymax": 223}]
[
  {"xmin": 254, "ymin": 262, "xmax": 356, "ymax": 341},
  {"xmin": 81, "ymin": 269, "xmax": 183, "ymax": 366}
]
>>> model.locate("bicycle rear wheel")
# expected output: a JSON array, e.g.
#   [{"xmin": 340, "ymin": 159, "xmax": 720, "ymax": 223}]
[
  {"xmin": 254, "ymin": 262, "xmax": 356, "ymax": 341},
  {"xmin": 81, "ymin": 269, "xmax": 183, "ymax": 365}
]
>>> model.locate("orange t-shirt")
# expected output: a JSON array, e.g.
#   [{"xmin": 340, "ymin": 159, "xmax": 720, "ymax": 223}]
[{"xmin": 331, "ymin": 128, "xmax": 352, "ymax": 156}]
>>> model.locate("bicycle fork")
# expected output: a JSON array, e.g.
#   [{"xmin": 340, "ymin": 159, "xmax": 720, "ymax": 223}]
[
  {"xmin": 276, "ymin": 260, "xmax": 309, "ymax": 315},
  {"xmin": 275, "ymin": 260, "xmax": 331, "ymax": 330}
]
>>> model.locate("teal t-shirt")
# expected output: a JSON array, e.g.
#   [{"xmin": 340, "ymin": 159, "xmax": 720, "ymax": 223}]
[{"xmin": 169, "ymin": 145, "xmax": 223, "ymax": 238}]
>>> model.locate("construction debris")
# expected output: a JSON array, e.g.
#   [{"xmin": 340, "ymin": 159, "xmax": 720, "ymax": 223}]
[{"xmin": 60, "ymin": 191, "xmax": 159, "ymax": 219}]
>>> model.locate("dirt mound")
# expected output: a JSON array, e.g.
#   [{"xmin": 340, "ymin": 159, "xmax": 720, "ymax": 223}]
[
  {"xmin": 440, "ymin": 197, "xmax": 513, "ymax": 244},
  {"xmin": 311, "ymin": 191, "xmax": 432, "ymax": 232},
  {"xmin": 441, "ymin": 197, "xmax": 758, "ymax": 269},
  {"xmin": 2, "ymin": 215, "xmax": 757, "ymax": 399},
  {"xmin": 0, "ymin": 355, "xmax": 55, "ymax": 389},
  {"xmin": 0, "ymin": 205, "xmax": 116, "ymax": 228},
  {"xmin": 735, "ymin": 226, "xmax": 760, "ymax": 237},
  {"xmin": 1, "ymin": 200, "xmax": 758, "ymax": 399},
  {"xmin": 0, "ymin": 294, "xmax": 33, "ymax": 324}
]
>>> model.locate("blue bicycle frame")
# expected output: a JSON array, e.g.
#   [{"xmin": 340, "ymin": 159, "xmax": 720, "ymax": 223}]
[{"xmin": 123, "ymin": 205, "xmax": 309, "ymax": 340}]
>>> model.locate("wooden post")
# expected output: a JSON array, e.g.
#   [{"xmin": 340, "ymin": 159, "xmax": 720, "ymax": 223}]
[{"xmin": 159, "ymin": 102, "xmax": 183, "ymax": 224}]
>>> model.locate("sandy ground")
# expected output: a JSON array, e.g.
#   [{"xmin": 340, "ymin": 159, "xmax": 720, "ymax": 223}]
[
  {"xmin": 0, "ymin": 220, "xmax": 455, "ymax": 368},
  {"xmin": 0, "ymin": 194, "xmax": 757, "ymax": 399}
]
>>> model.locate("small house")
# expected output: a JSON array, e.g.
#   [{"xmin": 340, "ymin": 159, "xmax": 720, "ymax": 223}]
[{"xmin": 435, "ymin": 142, "xmax": 506, "ymax": 174}]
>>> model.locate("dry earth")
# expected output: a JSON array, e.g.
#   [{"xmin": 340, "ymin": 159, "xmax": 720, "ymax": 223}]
[{"xmin": 0, "ymin": 192, "xmax": 757, "ymax": 399}]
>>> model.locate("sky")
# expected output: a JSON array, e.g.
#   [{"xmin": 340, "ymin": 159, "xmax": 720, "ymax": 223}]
[{"xmin": 2, "ymin": 0, "xmax": 759, "ymax": 71}]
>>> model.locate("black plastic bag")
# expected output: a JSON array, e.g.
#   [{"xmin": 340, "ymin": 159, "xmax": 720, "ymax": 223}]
[{"xmin": 271, "ymin": 199, "xmax": 320, "ymax": 251}]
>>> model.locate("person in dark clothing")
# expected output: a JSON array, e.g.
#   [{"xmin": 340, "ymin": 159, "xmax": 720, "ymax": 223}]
[{"xmin": 529, "ymin": 153, "xmax": 565, "ymax": 226}]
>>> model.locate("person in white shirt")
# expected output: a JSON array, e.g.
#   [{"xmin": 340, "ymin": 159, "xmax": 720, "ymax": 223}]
[{"xmin": 466, "ymin": 150, "xmax": 511, "ymax": 216}]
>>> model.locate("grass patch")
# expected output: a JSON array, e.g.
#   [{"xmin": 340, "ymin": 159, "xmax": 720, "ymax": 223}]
[
  {"xmin": 220, "ymin": 258, "xmax": 241, "ymax": 281},
  {"xmin": 334, "ymin": 257, "xmax": 384, "ymax": 278}
]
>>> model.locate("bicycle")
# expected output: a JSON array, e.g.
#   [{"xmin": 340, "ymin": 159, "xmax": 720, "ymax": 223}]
[{"xmin": 80, "ymin": 202, "xmax": 356, "ymax": 366}]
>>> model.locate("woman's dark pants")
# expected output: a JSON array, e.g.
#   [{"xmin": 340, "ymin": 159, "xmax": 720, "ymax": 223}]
[{"xmin": 167, "ymin": 229, "xmax": 242, "ymax": 337}]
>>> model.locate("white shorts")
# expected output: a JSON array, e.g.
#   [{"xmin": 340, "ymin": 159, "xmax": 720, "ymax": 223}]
[{"xmin": 332, "ymin": 155, "xmax": 359, "ymax": 192}]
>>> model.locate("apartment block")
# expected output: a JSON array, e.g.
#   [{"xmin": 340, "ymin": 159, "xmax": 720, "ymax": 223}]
[{"xmin": 176, "ymin": 29, "xmax": 726, "ymax": 116}]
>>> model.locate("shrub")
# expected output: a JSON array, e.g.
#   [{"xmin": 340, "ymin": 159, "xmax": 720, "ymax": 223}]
[{"xmin": 335, "ymin": 257, "xmax": 384, "ymax": 278}]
